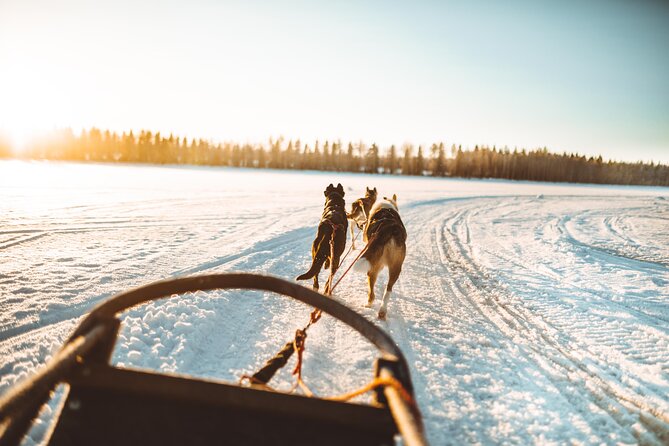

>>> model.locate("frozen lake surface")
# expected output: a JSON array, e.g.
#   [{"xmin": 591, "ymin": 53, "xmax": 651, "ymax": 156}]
[{"xmin": 1, "ymin": 161, "xmax": 668, "ymax": 445}]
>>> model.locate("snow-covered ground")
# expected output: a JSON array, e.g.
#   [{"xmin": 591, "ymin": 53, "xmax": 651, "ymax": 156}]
[{"xmin": 1, "ymin": 160, "xmax": 668, "ymax": 445}]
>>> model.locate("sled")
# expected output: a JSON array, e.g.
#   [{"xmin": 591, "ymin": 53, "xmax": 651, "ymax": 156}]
[{"xmin": 0, "ymin": 273, "xmax": 428, "ymax": 446}]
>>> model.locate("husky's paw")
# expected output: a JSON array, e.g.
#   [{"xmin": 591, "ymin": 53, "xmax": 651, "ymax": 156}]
[{"xmin": 377, "ymin": 310, "xmax": 387, "ymax": 320}]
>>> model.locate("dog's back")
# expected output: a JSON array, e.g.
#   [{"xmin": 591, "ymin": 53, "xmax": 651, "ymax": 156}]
[
  {"xmin": 362, "ymin": 205, "xmax": 407, "ymax": 268},
  {"xmin": 349, "ymin": 195, "xmax": 374, "ymax": 219},
  {"xmin": 356, "ymin": 195, "xmax": 406, "ymax": 319},
  {"xmin": 296, "ymin": 183, "xmax": 348, "ymax": 291},
  {"xmin": 348, "ymin": 187, "xmax": 377, "ymax": 224},
  {"xmin": 322, "ymin": 194, "xmax": 347, "ymax": 227},
  {"xmin": 347, "ymin": 188, "xmax": 377, "ymax": 249}
]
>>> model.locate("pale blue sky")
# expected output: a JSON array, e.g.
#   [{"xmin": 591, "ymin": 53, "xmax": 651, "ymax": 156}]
[{"xmin": 1, "ymin": 0, "xmax": 668, "ymax": 162}]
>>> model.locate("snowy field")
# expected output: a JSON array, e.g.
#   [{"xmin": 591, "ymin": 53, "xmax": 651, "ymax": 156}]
[{"xmin": 1, "ymin": 160, "xmax": 668, "ymax": 445}]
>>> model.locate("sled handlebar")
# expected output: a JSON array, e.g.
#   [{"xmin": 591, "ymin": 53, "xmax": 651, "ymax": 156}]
[{"xmin": 71, "ymin": 273, "xmax": 407, "ymax": 366}]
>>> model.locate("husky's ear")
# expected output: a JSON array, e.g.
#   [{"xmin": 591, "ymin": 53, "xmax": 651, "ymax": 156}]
[
  {"xmin": 336, "ymin": 183, "xmax": 344, "ymax": 194},
  {"xmin": 325, "ymin": 183, "xmax": 334, "ymax": 196},
  {"xmin": 392, "ymin": 194, "xmax": 397, "ymax": 202},
  {"xmin": 366, "ymin": 186, "xmax": 371, "ymax": 192},
  {"xmin": 373, "ymin": 187, "xmax": 377, "ymax": 193}
]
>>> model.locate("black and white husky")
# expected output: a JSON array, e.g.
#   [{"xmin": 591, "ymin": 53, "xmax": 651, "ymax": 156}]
[
  {"xmin": 346, "ymin": 187, "xmax": 377, "ymax": 250},
  {"xmin": 354, "ymin": 194, "xmax": 406, "ymax": 319}
]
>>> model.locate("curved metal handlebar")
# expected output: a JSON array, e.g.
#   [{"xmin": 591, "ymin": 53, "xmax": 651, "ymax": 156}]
[{"xmin": 70, "ymin": 273, "xmax": 409, "ymax": 376}]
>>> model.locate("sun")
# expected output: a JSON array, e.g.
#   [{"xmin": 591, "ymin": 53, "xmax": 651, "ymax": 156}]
[
  {"xmin": 1, "ymin": 126, "xmax": 34, "ymax": 154},
  {"xmin": 0, "ymin": 90, "xmax": 40, "ymax": 154},
  {"xmin": 0, "ymin": 60, "xmax": 73, "ymax": 155}
]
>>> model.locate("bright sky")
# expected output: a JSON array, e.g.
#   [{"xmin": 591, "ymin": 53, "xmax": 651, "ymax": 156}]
[{"xmin": 1, "ymin": 0, "xmax": 668, "ymax": 163}]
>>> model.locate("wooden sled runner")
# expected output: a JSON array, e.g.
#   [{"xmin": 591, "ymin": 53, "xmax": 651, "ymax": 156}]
[{"xmin": 0, "ymin": 273, "xmax": 428, "ymax": 446}]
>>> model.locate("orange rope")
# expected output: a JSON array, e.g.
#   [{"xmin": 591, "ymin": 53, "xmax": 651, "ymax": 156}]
[
  {"xmin": 327, "ymin": 376, "xmax": 415, "ymax": 405},
  {"xmin": 243, "ymin": 225, "xmax": 377, "ymax": 398},
  {"xmin": 243, "ymin": 372, "xmax": 415, "ymax": 408},
  {"xmin": 288, "ymin": 233, "xmax": 376, "ymax": 393},
  {"xmin": 328, "ymin": 233, "xmax": 376, "ymax": 294},
  {"xmin": 296, "ymin": 377, "xmax": 315, "ymax": 397},
  {"xmin": 291, "ymin": 330, "xmax": 307, "ymax": 377}
]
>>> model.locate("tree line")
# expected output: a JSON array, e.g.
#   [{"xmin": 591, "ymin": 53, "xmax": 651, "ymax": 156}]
[
  {"xmin": 5, "ymin": 128, "xmax": 668, "ymax": 186},
  {"xmin": 0, "ymin": 135, "xmax": 11, "ymax": 159}
]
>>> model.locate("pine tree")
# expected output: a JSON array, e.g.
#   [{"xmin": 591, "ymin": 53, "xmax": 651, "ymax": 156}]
[
  {"xmin": 285, "ymin": 140, "xmax": 294, "ymax": 169},
  {"xmin": 257, "ymin": 144, "xmax": 266, "ymax": 168},
  {"xmin": 366, "ymin": 143, "xmax": 380, "ymax": 173},
  {"xmin": 332, "ymin": 140, "xmax": 341, "ymax": 171},
  {"xmin": 270, "ymin": 138, "xmax": 281, "ymax": 169},
  {"xmin": 387, "ymin": 144, "xmax": 397, "ymax": 174},
  {"xmin": 313, "ymin": 140, "xmax": 321, "ymax": 170},
  {"xmin": 402, "ymin": 144, "xmax": 413, "ymax": 175},
  {"xmin": 435, "ymin": 142, "xmax": 446, "ymax": 176},
  {"xmin": 323, "ymin": 140, "xmax": 330, "ymax": 170},
  {"xmin": 415, "ymin": 146, "xmax": 424, "ymax": 175},
  {"xmin": 346, "ymin": 142, "xmax": 355, "ymax": 172}
]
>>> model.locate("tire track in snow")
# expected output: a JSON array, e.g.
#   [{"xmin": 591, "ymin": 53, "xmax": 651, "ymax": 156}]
[
  {"xmin": 0, "ymin": 292, "xmax": 115, "ymax": 344},
  {"xmin": 393, "ymin": 199, "xmax": 601, "ymax": 444},
  {"xmin": 558, "ymin": 215, "xmax": 669, "ymax": 272},
  {"xmin": 435, "ymin": 204, "xmax": 626, "ymax": 441},
  {"xmin": 604, "ymin": 215, "xmax": 639, "ymax": 248},
  {"xmin": 390, "ymin": 197, "xmax": 659, "ymax": 442},
  {"xmin": 468, "ymin": 206, "xmax": 669, "ymax": 422},
  {"xmin": 0, "ymin": 219, "xmax": 233, "ymax": 251},
  {"xmin": 0, "ymin": 232, "xmax": 49, "ymax": 250},
  {"xmin": 384, "ymin": 200, "xmax": 548, "ymax": 444},
  {"xmin": 437, "ymin": 198, "xmax": 669, "ymax": 444},
  {"xmin": 170, "ymin": 226, "xmax": 313, "ymax": 277},
  {"xmin": 0, "ymin": 226, "xmax": 313, "ymax": 347},
  {"xmin": 481, "ymin": 213, "xmax": 669, "ymax": 327}
]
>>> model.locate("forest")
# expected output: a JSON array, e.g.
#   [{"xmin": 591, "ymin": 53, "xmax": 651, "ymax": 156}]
[{"xmin": 3, "ymin": 128, "xmax": 668, "ymax": 186}]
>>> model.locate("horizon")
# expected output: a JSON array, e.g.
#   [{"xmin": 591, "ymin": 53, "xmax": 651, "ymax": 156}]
[
  {"xmin": 6, "ymin": 126, "xmax": 669, "ymax": 166},
  {"xmin": 1, "ymin": 0, "xmax": 668, "ymax": 164}
]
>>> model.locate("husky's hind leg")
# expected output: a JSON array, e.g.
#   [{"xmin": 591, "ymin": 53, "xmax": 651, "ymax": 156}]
[
  {"xmin": 378, "ymin": 247, "xmax": 405, "ymax": 319},
  {"xmin": 366, "ymin": 267, "xmax": 379, "ymax": 307}
]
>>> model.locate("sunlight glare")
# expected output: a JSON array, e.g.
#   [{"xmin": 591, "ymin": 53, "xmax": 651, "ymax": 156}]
[{"xmin": 5, "ymin": 127, "xmax": 33, "ymax": 153}]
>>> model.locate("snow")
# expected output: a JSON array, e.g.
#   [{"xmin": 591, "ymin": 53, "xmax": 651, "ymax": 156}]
[{"xmin": 1, "ymin": 160, "xmax": 668, "ymax": 445}]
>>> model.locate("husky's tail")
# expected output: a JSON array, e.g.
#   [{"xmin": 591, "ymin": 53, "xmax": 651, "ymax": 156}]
[
  {"xmin": 296, "ymin": 224, "xmax": 332, "ymax": 281},
  {"xmin": 354, "ymin": 225, "xmax": 403, "ymax": 273},
  {"xmin": 353, "ymin": 257, "xmax": 371, "ymax": 273}
]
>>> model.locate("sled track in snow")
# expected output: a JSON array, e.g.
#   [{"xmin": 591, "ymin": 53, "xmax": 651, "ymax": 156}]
[
  {"xmin": 0, "ymin": 225, "xmax": 315, "ymax": 345},
  {"xmin": 557, "ymin": 215, "xmax": 669, "ymax": 272},
  {"xmin": 171, "ymin": 226, "xmax": 313, "ymax": 277},
  {"xmin": 430, "ymin": 197, "xmax": 669, "ymax": 443},
  {"xmin": 0, "ymin": 232, "xmax": 50, "ymax": 250}
]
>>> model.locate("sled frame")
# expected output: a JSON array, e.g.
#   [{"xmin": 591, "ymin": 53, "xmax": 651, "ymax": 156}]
[{"xmin": 0, "ymin": 273, "xmax": 427, "ymax": 446}]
